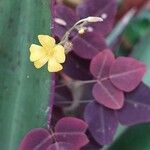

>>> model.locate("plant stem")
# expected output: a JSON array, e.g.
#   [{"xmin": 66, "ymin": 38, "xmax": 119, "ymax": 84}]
[
  {"xmin": 59, "ymin": 16, "xmax": 104, "ymax": 46},
  {"xmin": 55, "ymin": 99, "xmax": 93, "ymax": 105},
  {"xmin": 59, "ymin": 19, "xmax": 88, "ymax": 45},
  {"xmin": 55, "ymin": 79, "xmax": 97, "ymax": 89}
]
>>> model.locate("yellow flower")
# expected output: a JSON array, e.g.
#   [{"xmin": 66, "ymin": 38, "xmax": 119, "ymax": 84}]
[{"xmin": 30, "ymin": 35, "xmax": 66, "ymax": 72}]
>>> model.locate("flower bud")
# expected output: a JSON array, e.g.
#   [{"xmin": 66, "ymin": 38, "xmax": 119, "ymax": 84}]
[
  {"xmin": 54, "ymin": 18, "xmax": 67, "ymax": 26},
  {"xmin": 87, "ymin": 16, "xmax": 103, "ymax": 23}
]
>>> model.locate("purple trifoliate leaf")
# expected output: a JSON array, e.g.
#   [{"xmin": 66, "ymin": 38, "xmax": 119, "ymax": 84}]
[
  {"xmin": 55, "ymin": 117, "xmax": 89, "ymax": 148},
  {"xmin": 90, "ymin": 50, "xmax": 124, "ymax": 109},
  {"xmin": 117, "ymin": 83, "xmax": 150, "ymax": 126},
  {"xmin": 76, "ymin": 0, "xmax": 117, "ymax": 36},
  {"xmin": 93, "ymin": 80, "xmax": 124, "ymax": 110},
  {"xmin": 72, "ymin": 32, "xmax": 107, "ymax": 59},
  {"xmin": 19, "ymin": 128, "xmax": 52, "ymax": 150},
  {"xmin": 55, "ymin": 117, "xmax": 88, "ymax": 133},
  {"xmin": 84, "ymin": 102, "xmax": 119, "ymax": 145},
  {"xmin": 63, "ymin": 52, "xmax": 93, "ymax": 80},
  {"xmin": 109, "ymin": 57, "xmax": 147, "ymax": 92},
  {"xmin": 90, "ymin": 49, "xmax": 115, "ymax": 79},
  {"xmin": 54, "ymin": 117, "xmax": 89, "ymax": 148},
  {"xmin": 20, "ymin": 117, "xmax": 89, "ymax": 150}
]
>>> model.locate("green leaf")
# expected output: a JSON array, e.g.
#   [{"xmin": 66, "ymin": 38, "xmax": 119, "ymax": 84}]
[
  {"xmin": 115, "ymin": 9, "xmax": 150, "ymax": 57},
  {"xmin": 102, "ymin": 125, "xmax": 127, "ymax": 150},
  {"xmin": 107, "ymin": 9, "xmax": 136, "ymax": 47},
  {"xmin": 0, "ymin": 0, "xmax": 51, "ymax": 150},
  {"xmin": 124, "ymin": 10, "xmax": 150, "ymax": 45},
  {"xmin": 107, "ymin": 123, "xmax": 150, "ymax": 150},
  {"xmin": 131, "ymin": 30, "xmax": 150, "ymax": 87}
]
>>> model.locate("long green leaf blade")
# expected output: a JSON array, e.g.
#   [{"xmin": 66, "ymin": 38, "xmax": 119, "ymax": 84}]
[{"xmin": 0, "ymin": 0, "xmax": 51, "ymax": 149}]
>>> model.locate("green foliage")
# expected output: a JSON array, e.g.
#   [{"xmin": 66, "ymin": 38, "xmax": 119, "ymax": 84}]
[
  {"xmin": 0, "ymin": 0, "xmax": 51, "ymax": 149},
  {"xmin": 131, "ymin": 30, "xmax": 150, "ymax": 86},
  {"xmin": 107, "ymin": 123, "xmax": 150, "ymax": 150},
  {"xmin": 115, "ymin": 9, "xmax": 150, "ymax": 57},
  {"xmin": 124, "ymin": 10, "xmax": 150, "ymax": 45}
]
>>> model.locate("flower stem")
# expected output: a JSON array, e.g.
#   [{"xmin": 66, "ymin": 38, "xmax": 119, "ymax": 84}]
[{"xmin": 59, "ymin": 16, "xmax": 104, "ymax": 45}]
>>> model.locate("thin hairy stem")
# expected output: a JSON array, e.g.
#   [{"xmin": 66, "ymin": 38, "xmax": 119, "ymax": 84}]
[{"xmin": 59, "ymin": 16, "xmax": 104, "ymax": 46}]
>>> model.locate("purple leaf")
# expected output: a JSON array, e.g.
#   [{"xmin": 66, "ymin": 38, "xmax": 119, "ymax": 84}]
[
  {"xmin": 76, "ymin": 0, "xmax": 117, "ymax": 36},
  {"xmin": 55, "ymin": 133, "xmax": 89, "ymax": 149},
  {"xmin": 109, "ymin": 57, "xmax": 147, "ymax": 92},
  {"xmin": 93, "ymin": 80, "xmax": 124, "ymax": 110},
  {"xmin": 52, "ymin": 4, "xmax": 78, "ymax": 38},
  {"xmin": 55, "ymin": 85, "xmax": 73, "ymax": 107},
  {"xmin": 117, "ymin": 83, "xmax": 150, "ymax": 126},
  {"xmin": 90, "ymin": 50, "xmax": 124, "ymax": 109},
  {"xmin": 90, "ymin": 49, "xmax": 115, "ymax": 78},
  {"xmin": 63, "ymin": 52, "xmax": 93, "ymax": 80},
  {"xmin": 81, "ymin": 131, "xmax": 102, "ymax": 150},
  {"xmin": 72, "ymin": 32, "xmax": 107, "ymax": 59},
  {"xmin": 53, "ymin": 0, "xmax": 117, "ymax": 39},
  {"xmin": 19, "ymin": 128, "xmax": 52, "ymax": 150},
  {"xmin": 55, "ymin": 117, "xmax": 88, "ymax": 133},
  {"xmin": 84, "ymin": 102, "xmax": 118, "ymax": 145},
  {"xmin": 54, "ymin": 117, "xmax": 89, "ymax": 149},
  {"xmin": 51, "ymin": 106, "xmax": 64, "ymax": 128},
  {"xmin": 20, "ymin": 117, "xmax": 89, "ymax": 150},
  {"xmin": 48, "ymin": 142, "xmax": 76, "ymax": 150}
]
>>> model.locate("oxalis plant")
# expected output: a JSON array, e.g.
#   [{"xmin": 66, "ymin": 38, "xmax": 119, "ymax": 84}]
[{"xmin": 17, "ymin": 0, "xmax": 150, "ymax": 150}]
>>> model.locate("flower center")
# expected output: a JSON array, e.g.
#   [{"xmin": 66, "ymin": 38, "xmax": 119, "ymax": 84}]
[{"xmin": 45, "ymin": 47, "xmax": 55, "ymax": 58}]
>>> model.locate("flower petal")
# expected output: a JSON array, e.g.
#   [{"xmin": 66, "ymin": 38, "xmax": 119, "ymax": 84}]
[
  {"xmin": 48, "ymin": 58, "xmax": 63, "ymax": 72},
  {"xmin": 54, "ymin": 45, "xmax": 66, "ymax": 63},
  {"xmin": 30, "ymin": 44, "xmax": 45, "ymax": 62},
  {"xmin": 38, "ymin": 35, "xmax": 55, "ymax": 49},
  {"xmin": 34, "ymin": 56, "xmax": 48, "ymax": 69}
]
